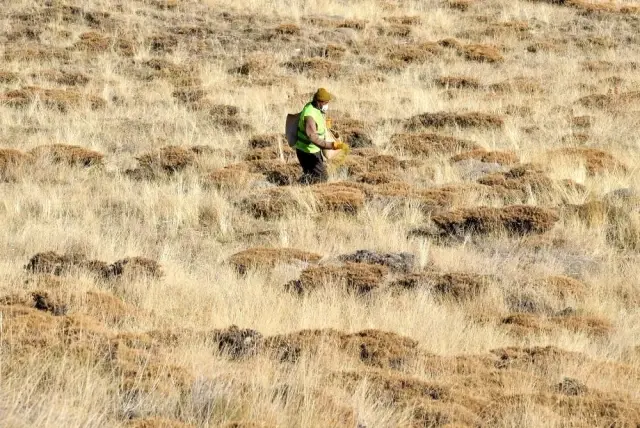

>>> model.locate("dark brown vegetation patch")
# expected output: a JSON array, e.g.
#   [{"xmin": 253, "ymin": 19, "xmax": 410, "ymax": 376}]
[
  {"xmin": 477, "ymin": 164, "xmax": 563, "ymax": 202},
  {"xmin": 338, "ymin": 250, "xmax": 415, "ymax": 273},
  {"xmin": 311, "ymin": 184, "xmax": 366, "ymax": 214},
  {"xmin": 248, "ymin": 133, "xmax": 287, "ymax": 150},
  {"xmin": 0, "ymin": 148, "xmax": 32, "ymax": 180},
  {"xmin": 577, "ymin": 91, "xmax": 640, "ymax": 111},
  {"xmin": 488, "ymin": 77, "xmax": 543, "ymax": 94},
  {"xmin": 451, "ymin": 149, "xmax": 519, "ymax": 165},
  {"xmin": 546, "ymin": 148, "xmax": 627, "ymax": 175},
  {"xmin": 460, "ymin": 44, "xmax": 504, "ymax": 63},
  {"xmin": 135, "ymin": 146, "xmax": 197, "ymax": 174},
  {"xmin": 74, "ymin": 31, "xmax": 134, "ymax": 56},
  {"xmin": 285, "ymin": 263, "xmax": 389, "ymax": 294},
  {"xmin": 391, "ymin": 272, "xmax": 491, "ymax": 301},
  {"xmin": 387, "ymin": 42, "xmax": 442, "ymax": 63},
  {"xmin": 28, "ymin": 144, "xmax": 103, "ymax": 167},
  {"xmin": 228, "ymin": 247, "xmax": 322, "ymax": 273},
  {"xmin": 283, "ymin": 57, "xmax": 341, "ymax": 78},
  {"xmin": 390, "ymin": 132, "xmax": 481, "ymax": 156},
  {"xmin": 103, "ymin": 257, "xmax": 164, "ymax": 280},
  {"xmin": 435, "ymin": 76, "xmax": 481, "ymax": 89},
  {"xmin": 264, "ymin": 328, "xmax": 418, "ymax": 369},
  {"xmin": 430, "ymin": 205, "xmax": 559, "ymax": 237},
  {"xmin": 240, "ymin": 188, "xmax": 301, "ymax": 219},
  {"xmin": 205, "ymin": 167, "xmax": 262, "ymax": 190},
  {"xmin": 0, "ymin": 86, "xmax": 106, "ymax": 111},
  {"xmin": 405, "ymin": 112, "xmax": 504, "ymax": 131},
  {"xmin": 25, "ymin": 252, "xmax": 162, "ymax": 280}
]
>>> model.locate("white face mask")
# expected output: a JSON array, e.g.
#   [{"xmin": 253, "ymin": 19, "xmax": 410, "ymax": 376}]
[{"xmin": 321, "ymin": 104, "xmax": 329, "ymax": 113}]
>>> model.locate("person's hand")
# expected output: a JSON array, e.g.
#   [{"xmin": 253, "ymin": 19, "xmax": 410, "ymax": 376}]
[{"xmin": 333, "ymin": 141, "xmax": 349, "ymax": 151}]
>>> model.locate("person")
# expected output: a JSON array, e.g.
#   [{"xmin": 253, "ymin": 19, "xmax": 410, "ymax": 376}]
[{"xmin": 295, "ymin": 88, "xmax": 347, "ymax": 184}]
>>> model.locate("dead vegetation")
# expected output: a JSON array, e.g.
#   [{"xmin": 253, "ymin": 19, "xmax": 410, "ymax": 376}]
[
  {"xmin": 285, "ymin": 263, "xmax": 389, "ymax": 294},
  {"xmin": 427, "ymin": 205, "xmax": 559, "ymax": 237},
  {"xmin": 228, "ymin": 247, "xmax": 322, "ymax": 273},
  {"xmin": 392, "ymin": 271, "xmax": 492, "ymax": 301},
  {"xmin": 28, "ymin": 144, "xmax": 104, "ymax": 167},
  {"xmin": 405, "ymin": 111, "xmax": 504, "ymax": 130},
  {"xmin": 390, "ymin": 132, "xmax": 481, "ymax": 156},
  {"xmin": 545, "ymin": 148, "xmax": 627, "ymax": 175},
  {"xmin": 1, "ymin": 86, "xmax": 106, "ymax": 111},
  {"xmin": 451, "ymin": 149, "xmax": 520, "ymax": 165},
  {"xmin": 24, "ymin": 251, "xmax": 163, "ymax": 280}
]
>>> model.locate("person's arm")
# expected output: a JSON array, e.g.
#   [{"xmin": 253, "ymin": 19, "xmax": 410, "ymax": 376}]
[{"xmin": 305, "ymin": 116, "xmax": 336, "ymax": 150}]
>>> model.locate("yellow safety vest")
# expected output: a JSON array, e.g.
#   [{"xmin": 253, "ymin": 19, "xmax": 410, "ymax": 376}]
[{"xmin": 296, "ymin": 103, "xmax": 326, "ymax": 153}]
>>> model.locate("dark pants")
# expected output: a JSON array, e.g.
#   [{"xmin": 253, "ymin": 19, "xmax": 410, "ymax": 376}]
[{"xmin": 296, "ymin": 149, "xmax": 328, "ymax": 184}]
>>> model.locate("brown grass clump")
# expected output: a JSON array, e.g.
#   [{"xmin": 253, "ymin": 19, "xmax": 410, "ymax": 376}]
[
  {"xmin": 286, "ymin": 263, "xmax": 389, "ymax": 294},
  {"xmin": 0, "ymin": 71, "xmax": 19, "ymax": 83},
  {"xmin": 246, "ymin": 160, "xmax": 299, "ymax": 186},
  {"xmin": 28, "ymin": 144, "xmax": 103, "ymax": 167},
  {"xmin": 126, "ymin": 418, "xmax": 193, "ymax": 428},
  {"xmin": 25, "ymin": 251, "xmax": 89, "ymax": 275},
  {"xmin": 448, "ymin": 0, "xmax": 476, "ymax": 11},
  {"xmin": 39, "ymin": 69, "xmax": 90, "ymax": 86},
  {"xmin": 435, "ymin": 76, "xmax": 481, "ymax": 89},
  {"xmin": 338, "ymin": 249, "xmax": 415, "ymax": 273},
  {"xmin": 1, "ymin": 86, "xmax": 106, "ymax": 111},
  {"xmin": 205, "ymin": 167, "xmax": 262, "ymax": 190},
  {"xmin": 537, "ymin": 275, "xmax": 587, "ymax": 300},
  {"xmin": 488, "ymin": 77, "xmax": 543, "ymax": 94},
  {"xmin": 383, "ymin": 16, "xmax": 421, "ymax": 25},
  {"xmin": 572, "ymin": 115, "xmax": 594, "ymax": 129},
  {"xmin": 0, "ymin": 148, "xmax": 31, "ymax": 180},
  {"xmin": 431, "ymin": 205, "xmax": 559, "ymax": 237},
  {"xmin": 337, "ymin": 19, "xmax": 367, "ymax": 30},
  {"xmin": 264, "ymin": 328, "xmax": 418, "ymax": 369},
  {"xmin": 477, "ymin": 164, "xmax": 557, "ymax": 201},
  {"xmin": 405, "ymin": 111, "xmax": 504, "ymax": 131},
  {"xmin": 73, "ymin": 31, "xmax": 134, "ymax": 56},
  {"xmin": 577, "ymin": 91, "xmax": 640, "ymax": 111},
  {"xmin": 134, "ymin": 146, "xmax": 197, "ymax": 174},
  {"xmin": 354, "ymin": 171, "xmax": 400, "ymax": 185},
  {"xmin": 240, "ymin": 188, "xmax": 301, "ymax": 219},
  {"xmin": 232, "ymin": 53, "xmax": 276, "ymax": 77},
  {"xmin": 311, "ymin": 184, "xmax": 366, "ymax": 214},
  {"xmin": 547, "ymin": 148, "xmax": 627, "ymax": 175},
  {"xmin": 460, "ymin": 44, "xmax": 504, "ymax": 63},
  {"xmin": 248, "ymin": 133, "xmax": 287, "ymax": 149},
  {"xmin": 451, "ymin": 149, "xmax": 520, "ymax": 165},
  {"xmin": 275, "ymin": 23, "xmax": 301, "ymax": 36},
  {"xmin": 228, "ymin": 247, "xmax": 322, "ymax": 274},
  {"xmin": 391, "ymin": 272, "xmax": 491, "ymax": 301},
  {"xmin": 387, "ymin": 42, "xmax": 442, "ymax": 64},
  {"xmin": 4, "ymin": 45, "xmax": 71, "ymax": 62},
  {"xmin": 390, "ymin": 132, "xmax": 481, "ymax": 156},
  {"xmin": 283, "ymin": 57, "xmax": 341, "ymax": 78},
  {"xmin": 103, "ymin": 257, "xmax": 164, "ymax": 280}
]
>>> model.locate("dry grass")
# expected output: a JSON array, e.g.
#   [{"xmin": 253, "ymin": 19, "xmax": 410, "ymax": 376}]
[{"xmin": 1, "ymin": 0, "xmax": 640, "ymax": 427}]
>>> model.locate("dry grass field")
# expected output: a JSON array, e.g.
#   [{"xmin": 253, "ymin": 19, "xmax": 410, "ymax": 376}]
[{"xmin": 1, "ymin": 0, "xmax": 640, "ymax": 426}]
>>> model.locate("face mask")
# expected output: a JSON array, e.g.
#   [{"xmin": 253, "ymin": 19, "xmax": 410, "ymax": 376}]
[{"xmin": 321, "ymin": 104, "xmax": 328, "ymax": 113}]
